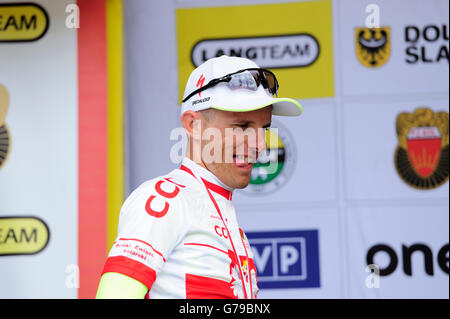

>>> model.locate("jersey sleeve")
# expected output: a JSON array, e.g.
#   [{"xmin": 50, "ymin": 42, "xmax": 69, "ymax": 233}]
[{"xmin": 101, "ymin": 177, "xmax": 189, "ymax": 291}]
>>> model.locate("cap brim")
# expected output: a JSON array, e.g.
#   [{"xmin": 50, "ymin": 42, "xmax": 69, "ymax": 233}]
[{"xmin": 211, "ymin": 97, "xmax": 302, "ymax": 117}]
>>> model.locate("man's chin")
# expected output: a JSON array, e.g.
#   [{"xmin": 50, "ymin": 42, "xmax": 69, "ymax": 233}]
[
  {"xmin": 234, "ymin": 183, "xmax": 249, "ymax": 189},
  {"xmin": 232, "ymin": 176, "xmax": 252, "ymax": 189}
]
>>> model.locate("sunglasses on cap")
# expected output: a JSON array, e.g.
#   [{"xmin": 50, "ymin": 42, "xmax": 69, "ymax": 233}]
[{"xmin": 182, "ymin": 68, "xmax": 279, "ymax": 103}]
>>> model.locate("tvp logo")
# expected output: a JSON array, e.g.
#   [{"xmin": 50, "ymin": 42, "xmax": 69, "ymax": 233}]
[{"xmin": 246, "ymin": 230, "xmax": 320, "ymax": 289}]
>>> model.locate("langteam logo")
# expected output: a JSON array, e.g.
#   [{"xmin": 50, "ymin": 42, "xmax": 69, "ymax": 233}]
[
  {"xmin": 246, "ymin": 229, "xmax": 320, "ymax": 289},
  {"xmin": 0, "ymin": 84, "xmax": 10, "ymax": 170},
  {"xmin": 191, "ymin": 34, "xmax": 320, "ymax": 69},
  {"xmin": 355, "ymin": 27, "xmax": 391, "ymax": 67},
  {"xmin": 0, "ymin": 2, "xmax": 49, "ymax": 42},
  {"xmin": 0, "ymin": 216, "xmax": 50, "ymax": 256},
  {"xmin": 244, "ymin": 119, "xmax": 296, "ymax": 195},
  {"xmin": 395, "ymin": 107, "xmax": 449, "ymax": 190},
  {"xmin": 176, "ymin": 1, "xmax": 333, "ymax": 101}
]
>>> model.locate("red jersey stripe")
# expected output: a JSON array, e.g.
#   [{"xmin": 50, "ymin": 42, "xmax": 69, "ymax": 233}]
[
  {"xmin": 185, "ymin": 274, "xmax": 236, "ymax": 299},
  {"xmin": 102, "ymin": 255, "xmax": 156, "ymax": 291}
]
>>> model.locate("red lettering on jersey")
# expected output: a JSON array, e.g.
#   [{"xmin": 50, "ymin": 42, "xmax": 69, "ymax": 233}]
[
  {"xmin": 145, "ymin": 179, "xmax": 183, "ymax": 218},
  {"xmin": 145, "ymin": 195, "xmax": 170, "ymax": 218},
  {"xmin": 214, "ymin": 225, "xmax": 229, "ymax": 239},
  {"xmin": 155, "ymin": 180, "xmax": 180, "ymax": 198}
]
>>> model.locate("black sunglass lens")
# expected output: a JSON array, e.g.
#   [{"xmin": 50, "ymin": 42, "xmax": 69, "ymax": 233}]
[
  {"xmin": 248, "ymin": 70, "xmax": 262, "ymax": 87},
  {"xmin": 262, "ymin": 71, "xmax": 277, "ymax": 95}
]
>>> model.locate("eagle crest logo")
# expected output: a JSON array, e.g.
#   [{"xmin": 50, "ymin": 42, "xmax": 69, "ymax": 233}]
[{"xmin": 355, "ymin": 27, "xmax": 391, "ymax": 68}]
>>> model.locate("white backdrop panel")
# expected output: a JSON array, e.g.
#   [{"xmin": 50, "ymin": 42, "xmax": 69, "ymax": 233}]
[
  {"xmin": 346, "ymin": 205, "xmax": 449, "ymax": 298},
  {"xmin": 338, "ymin": 0, "xmax": 449, "ymax": 96},
  {"xmin": 342, "ymin": 99, "xmax": 449, "ymax": 201},
  {"xmin": 0, "ymin": 0, "xmax": 78, "ymax": 298}
]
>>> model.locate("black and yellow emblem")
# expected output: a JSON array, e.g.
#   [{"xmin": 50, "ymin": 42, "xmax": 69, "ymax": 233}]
[
  {"xmin": 395, "ymin": 108, "xmax": 449, "ymax": 190},
  {"xmin": 355, "ymin": 27, "xmax": 391, "ymax": 68},
  {"xmin": 0, "ymin": 84, "xmax": 10, "ymax": 170},
  {"xmin": 0, "ymin": 3, "xmax": 49, "ymax": 42},
  {"xmin": 0, "ymin": 216, "xmax": 50, "ymax": 256}
]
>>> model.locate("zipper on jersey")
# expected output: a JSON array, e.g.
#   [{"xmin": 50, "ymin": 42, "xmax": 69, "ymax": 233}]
[
  {"xmin": 179, "ymin": 164, "xmax": 250, "ymax": 299},
  {"xmin": 203, "ymin": 185, "xmax": 249, "ymax": 299}
]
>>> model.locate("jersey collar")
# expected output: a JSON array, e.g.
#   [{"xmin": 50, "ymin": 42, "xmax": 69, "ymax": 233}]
[{"xmin": 180, "ymin": 157, "xmax": 234, "ymax": 201}]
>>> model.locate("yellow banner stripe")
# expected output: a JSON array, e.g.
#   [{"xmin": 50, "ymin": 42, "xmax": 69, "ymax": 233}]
[{"xmin": 106, "ymin": 0, "xmax": 124, "ymax": 252}]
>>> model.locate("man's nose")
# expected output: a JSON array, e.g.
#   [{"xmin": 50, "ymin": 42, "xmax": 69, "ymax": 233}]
[
  {"xmin": 237, "ymin": 127, "xmax": 267, "ymax": 157},
  {"xmin": 253, "ymin": 127, "xmax": 267, "ymax": 155}
]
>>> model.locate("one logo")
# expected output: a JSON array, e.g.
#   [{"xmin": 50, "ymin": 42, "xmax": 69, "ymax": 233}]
[
  {"xmin": 355, "ymin": 27, "xmax": 391, "ymax": 67},
  {"xmin": 196, "ymin": 74, "xmax": 206, "ymax": 97},
  {"xmin": 0, "ymin": 216, "xmax": 50, "ymax": 256},
  {"xmin": 0, "ymin": 84, "xmax": 10, "ymax": 170},
  {"xmin": 366, "ymin": 242, "xmax": 449, "ymax": 276},
  {"xmin": 191, "ymin": 34, "xmax": 320, "ymax": 69},
  {"xmin": 394, "ymin": 107, "xmax": 449, "ymax": 189},
  {"xmin": 0, "ymin": 3, "xmax": 49, "ymax": 43},
  {"xmin": 243, "ymin": 119, "xmax": 296, "ymax": 195},
  {"xmin": 246, "ymin": 230, "xmax": 320, "ymax": 289}
]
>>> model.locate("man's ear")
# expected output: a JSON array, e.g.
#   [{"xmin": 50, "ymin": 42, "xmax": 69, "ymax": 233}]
[
  {"xmin": 180, "ymin": 110, "xmax": 202, "ymax": 141},
  {"xmin": 181, "ymin": 110, "xmax": 203, "ymax": 163}
]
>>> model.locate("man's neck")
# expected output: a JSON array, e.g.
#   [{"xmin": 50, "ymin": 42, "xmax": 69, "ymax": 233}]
[
  {"xmin": 183, "ymin": 155, "xmax": 234, "ymax": 192},
  {"xmin": 186, "ymin": 153, "xmax": 208, "ymax": 170}
]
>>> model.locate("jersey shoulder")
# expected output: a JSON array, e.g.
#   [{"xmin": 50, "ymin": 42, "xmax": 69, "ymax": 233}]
[
  {"xmin": 120, "ymin": 168, "xmax": 202, "ymax": 220},
  {"xmin": 164, "ymin": 167, "xmax": 208, "ymax": 206}
]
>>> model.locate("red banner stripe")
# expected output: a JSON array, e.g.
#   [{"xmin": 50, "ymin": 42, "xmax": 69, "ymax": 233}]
[{"xmin": 77, "ymin": 0, "xmax": 108, "ymax": 299}]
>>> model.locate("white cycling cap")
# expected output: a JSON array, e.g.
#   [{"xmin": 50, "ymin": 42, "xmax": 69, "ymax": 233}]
[{"xmin": 180, "ymin": 55, "xmax": 302, "ymax": 116}]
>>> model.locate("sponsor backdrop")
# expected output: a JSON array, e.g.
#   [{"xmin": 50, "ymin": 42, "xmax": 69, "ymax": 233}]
[
  {"xmin": 127, "ymin": 0, "xmax": 448, "ymax": 298},
  {"xmin": 0, "ymin": 0, "xmax": 125, "ymax": 298},
  {"xmin": 0, "ymin": 0, "xmax": 78, "ymax": 298},
  {"xmin": 0, "ymin": 0, "xmax": 448, "ymax": 298}
]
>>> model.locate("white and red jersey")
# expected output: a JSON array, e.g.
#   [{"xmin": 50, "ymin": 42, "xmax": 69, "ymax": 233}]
[{"xmin": 102, "ymin": 157, "xmax": 259, "ymax": 299}]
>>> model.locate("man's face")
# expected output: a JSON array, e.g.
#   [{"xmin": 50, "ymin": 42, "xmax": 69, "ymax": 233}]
[{"xmin": 197, "ymin": 106, "xmax": 272, "ymax": 189}]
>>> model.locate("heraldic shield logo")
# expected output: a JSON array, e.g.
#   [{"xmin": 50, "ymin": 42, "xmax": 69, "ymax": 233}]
[
  {"xmin": 395, "ymin": 108, "xmax": 449, "ymax": 190},
  {"xmin": 0, "ymin": 84, "xmax": 11, "ymax": 170},
  {"xmin": 355, "ymin": 27, "xmax": 391, "ymax": 68}
]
